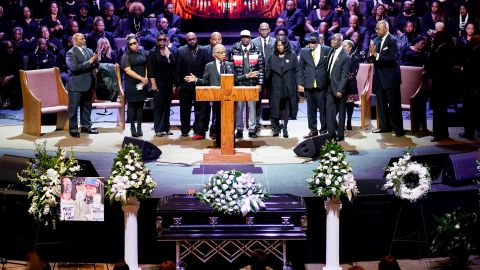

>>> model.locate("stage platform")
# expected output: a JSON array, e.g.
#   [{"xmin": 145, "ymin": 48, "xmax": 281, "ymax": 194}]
[{"xmin": 1, "ymin": 103, "xmax": 479, "ymax": 269}]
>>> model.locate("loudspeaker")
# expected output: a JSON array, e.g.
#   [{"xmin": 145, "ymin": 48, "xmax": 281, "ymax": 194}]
[
  {"xmin": 293, "ymin": 133, "xmax": 331, "ymax": 158},
  {"xmin": 122, "ymin": 137, "xmax": 162, "ymax": 161},
  {"xmin": 442, "ymin": 151, "xmax": 480, "ymax": 186}
]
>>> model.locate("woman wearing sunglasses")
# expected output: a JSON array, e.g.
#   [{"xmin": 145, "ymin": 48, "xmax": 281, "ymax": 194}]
[{"xmin": 122, "ymin": 36, "xmax": 149, "ymax": 137}]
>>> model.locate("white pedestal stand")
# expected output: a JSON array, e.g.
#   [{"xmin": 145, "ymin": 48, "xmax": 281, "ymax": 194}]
[
  {"xmin": 323, "ymin": 197, "xmax": 342, "ymax": 270},
  {"xmin": 123, "ymin": 197, "xmax": 140, "ymax": 270}
]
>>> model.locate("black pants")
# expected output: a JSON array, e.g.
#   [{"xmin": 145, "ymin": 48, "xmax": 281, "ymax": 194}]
[
  {"xmin": 326, "ymin": 93, "xmax": 346, "ymax": 138},
  {"xmin": 376, "ymin": 85, "xmax": 403, "ymax": 134},
  {"xmin": 153, "ymin": 83, "xmax": 172, "ymax": 133},
  {"xmin": 430, "ymin": 91, "xmax": 448, "ymax": 138},
  {"xmin": 127, "ymin": 101, "xmax": 143, "ymax": 129},
  {"xmin": 179, "ymin": 87, "xmax": 195, "ymax": 134},
  {"xmin": 305, "ymin": 88, "xmax": 327, "ymax": 132},
  {"xmin": 68, "ymin": 90, "xmax": 93, "ymax": 131},
  {"xmin": 213, "ymin": 101, "xmax": 221, "ymax": 147},
  {"xmin": 194, "ymin": 101, "xmax": 211, "ymax": 136}
]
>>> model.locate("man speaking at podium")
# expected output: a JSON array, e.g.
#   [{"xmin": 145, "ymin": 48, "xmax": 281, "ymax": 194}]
[{"xmin": 184, "ymin": 44, "xmax": 236, "ymax": 147}]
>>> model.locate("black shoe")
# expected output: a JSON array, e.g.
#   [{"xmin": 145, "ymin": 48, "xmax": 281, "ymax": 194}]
[
  {"xmin": 372, "ymin": 128, "xmax": 392, "ymax": 133},
  {"xmin": 181, "ymin": 132, "xmax": 189, "ymax": 137},
  {"xmin": 137, "ymin": 126, "xmax": 143, "ymax": 137},
  {"xmin": 155, "ymin": 132, "xmax": 164, "ymax": 137},
  {"xmin": 283, "ymin": 130, "xmax": 289, "ymax": 138},
  {"xmin": 69, "ymin": 131, "xmax": 80, "ymax": 138},
  {"xmin": 337, "ymin": 136, "xmax": 345, "ymax": 141},
  {"xmin": 394, "ymin": 130, "xmax": 406, "ymax": 137},
  {"xmin": 81, "ymin": 127, "xmax": 98, "ymax": 134},
  {"xmin": 319, "ymin": 129, "xmax": 328, "ymax": 135},
  {"xmin": 346, "ymin": 124, "xmax": 352, "ymax": 130},
  {"xmin": 272, "ymin": 129, "xmax": 280, "ymax": 137},
  {"xmin": 303, "ymin": 131, "xmax": 318, "ymax": 138},
  {"xmin": 166, "ymin": 131, "xmax": 173, "ymax": 135},
  {"xmin": 459, "ymin": 132, "xmax": 474, "ymax": 139},
  {"xmin": 431, "ymin": 136, "xmax": 449, "ymax": 142},
  {"xmin": 235, "ymin": 131, "xmax": 243, "ymax": 139},
  {"xmin": 131, "ymin": 131, "xmax": 138, "ymax": 137},
  {"xmin": 248, "ymin": 132, "xmax": 258, "ymax": 138}
]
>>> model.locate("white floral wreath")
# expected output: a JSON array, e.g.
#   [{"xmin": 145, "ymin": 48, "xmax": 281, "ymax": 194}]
[{"xmin": 384, "ymin": 153, "xmax": 431, "ymax": 202}]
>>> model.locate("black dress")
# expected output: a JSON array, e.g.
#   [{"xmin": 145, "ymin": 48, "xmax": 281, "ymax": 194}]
[
  {"xmin": 147, "ymin": 47, "xmax": 176, "ymax": 133},
  {"xmin": 122, "ymin": 49, "xmax": 148, "ymax": 102}
]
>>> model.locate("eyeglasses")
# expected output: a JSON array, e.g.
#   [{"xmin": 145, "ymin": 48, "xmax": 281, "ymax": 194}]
[
  {"xmin": 128, "ymin": 42, "xmax": 137, "ymax": 46},
  {"xmin": 157, "ymin": 38, "xmax": 167, "ymax": 41}
]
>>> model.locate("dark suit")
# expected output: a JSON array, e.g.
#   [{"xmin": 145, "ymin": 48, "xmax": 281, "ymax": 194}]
[
  {"xmin": 326, "ymin": 48, "xmax": 350, "ymax": 139},
  {"xmin": 66, "ymin": 46, "xmax": 97, "ymax": 132},
  {"xmin": 369, "ymin": 33, "xmax": 403, "ymax": 134},
  {"xmin": 252, "ymin": 36, "xmax": 275, "ymax": 126},
  {"xmin": 176, "ymin": 44, "xmax": 211, "ymax": 135},
  {"xmin": 297, "ymin": 45, "xmax": 332, "ymax": 133},
  {"xmin": 279, "ymin": 8, "xmax": 306, "ymax": 37},
  {"xmin": 196, "ymin": 60, "xmax": 235, "ymax": 146}
]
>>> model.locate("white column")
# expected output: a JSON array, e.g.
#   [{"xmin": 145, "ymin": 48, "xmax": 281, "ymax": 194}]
[
  {"xmin": 123, "ymin": 197, "xmax": 140, "ymax": 270},
  {"xmin": 323, "ymin": 197, "xmax": 342, "ymax": 270}
]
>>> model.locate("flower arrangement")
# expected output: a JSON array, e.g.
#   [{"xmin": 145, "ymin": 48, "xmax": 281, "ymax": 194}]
[
  {"xmin": 105, "ymin": 143, "xmax": 157, "ymax": 204},
  {"xmin": 17, "ymin": 142, "xmax": 80, "ymax": 228},
  {"xmin": 306, "ymin": 140, "xmax": 358, "ymax": 201},
  {"xmin": 196, "ymin": 169, "xmax": 269, "ymax": 216},
  {"xmin": 431, "ymin": 209, "xmax": 478, "ymax": 269},
  {"xmin": 383, "ymin": 152, "xmax": 431, "ymax": 202}
]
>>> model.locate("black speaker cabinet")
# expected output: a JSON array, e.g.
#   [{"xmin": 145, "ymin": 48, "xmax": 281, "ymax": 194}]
[
  {"xmin": 293, "ymin": 133, "xmax": 331, "ymax": 158},
  {"xmin": 442, "ymin": 151, "xmax": 480, "ymax": 186},
  {"xmin": 122, "ymin": 137, "xmax": 162, "ymax": 161}
]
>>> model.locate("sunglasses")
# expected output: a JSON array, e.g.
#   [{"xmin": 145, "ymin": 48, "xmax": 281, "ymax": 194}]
[{"xmin": 128, "ymin": 42, "xmax": 137, "ymax": 46}]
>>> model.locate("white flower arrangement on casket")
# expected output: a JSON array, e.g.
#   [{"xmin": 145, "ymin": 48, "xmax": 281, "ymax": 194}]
[{"xmin": 196, "ymin": 169, "xmax": 269, "ymax": 216}]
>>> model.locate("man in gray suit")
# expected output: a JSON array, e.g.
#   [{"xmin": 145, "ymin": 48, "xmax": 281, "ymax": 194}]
[
  {"xmin": 297, "ymin": 32, "xmax": 332, "ymax": 138},
  {"xmin": 252, "ymin": 22, "xmax": 276, "ymax": 131},
  {"xmin": 326, "ymin": 34, "xmax": 350, "ymax": 141},
  {"xmin": 66, "ymin": 33, "xmax": 99, "ymax": 138},
  {"xmin": 184, "ymin": 44, "xmax": 235, "ymax": 147}
]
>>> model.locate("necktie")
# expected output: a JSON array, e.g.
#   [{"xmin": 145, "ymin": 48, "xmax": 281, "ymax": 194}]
[
  {"xmin": 263, "ymin": 38, "xmax": 267, "ymax": 57},
  {"xmin": 221, "ymin": 62, "xmax": 226, "ymax": 74},
  {"xmin": 328, "ymin": 51, "xmax": 334, "ymax": 73},
  {"xmin": 378, "ymin": 37, "xmax": 384, "ymax": 53},
  {"xmin": 311, "ymin": 50, "xmax": 317, "ymax": 88}
]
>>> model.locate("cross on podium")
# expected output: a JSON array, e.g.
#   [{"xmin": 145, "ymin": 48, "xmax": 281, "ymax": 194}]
[{"xmin": 196, "ymin": 74, "xmax": 259, "ymax": 163}]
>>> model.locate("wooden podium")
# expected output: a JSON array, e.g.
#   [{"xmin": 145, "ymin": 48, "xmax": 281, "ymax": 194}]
[{"xmin": 196, "ymin": 74, "xmax": 259, "ymax": 163}]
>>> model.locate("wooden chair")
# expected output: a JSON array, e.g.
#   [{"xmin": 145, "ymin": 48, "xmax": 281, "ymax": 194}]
[
  {"xmin": 92, "ymin": 63, "xmax": 126, "ymax": 129},
  {"xmin": 355, "ymin": 63, "xmax": 374, "ymax": 129},
  {"xmin": 19, "ymin": 67, "xmax": 69, "ymax": 136},
  {"xmin": 399, "ymin": 65, "xmax": 426, "ymax": 132}
]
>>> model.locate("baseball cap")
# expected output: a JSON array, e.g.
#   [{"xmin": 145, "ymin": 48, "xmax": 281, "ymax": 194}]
[{"xmin": 240, "ymin": 30, "xmax": 251, "ymax": 37}]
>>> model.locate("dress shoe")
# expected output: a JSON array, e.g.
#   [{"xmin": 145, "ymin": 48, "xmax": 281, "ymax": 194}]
[
  {"xmin": 459, "ymin": 132, "xmax": 474, "ymax": 139},
  {"xmin": 319, "ymin": 129, "xmax": 328, "ymax": 135},
  {"xmin": 235, "ymin": 131, "xmax": 243, "ymax": 139},
  {"xmin": 283, "ymin": 130, "xmax": 289, "ymax": 138},
  {"xmin": 69, "ymin": 131, "xmax": 80, "ymax": 138},
  {"xmin": 248, "ymin": 132, "xmax": 258, "ymax": 138},
  {"xmin": 210, "ymin": 132, "xmax": 216, "ymax": 139},
  {"xmin": 303, "ymin": 131, "xmax": 318, "ymax": 138},
  {"xmin": 136, "ymin": 126, "xmax": 143, "ymax": 137},
  {"xmin": 131, "ymin": 131, "xmax": 138, "ymax": 137},
  {"xmin": 192, "ymin": 134, "xmax": 205, "ymax": 140},
  {"xmin": 336, "ymin": 136, "xmax": 345, "ymax": 142},
  {"xmin": 81, "ymin": 127, "xmax": 98, "ymax": 134},
  {"xmin": 272, "ymin": 129, "xmax": 280, "ymax": 137},
  {"xmin": 166, "ymin": 131, "xmax": 173, "ymax": 135},
  {"xmin": 155, "ymin": 132, "xmax": 164, "ymax": 137},
  {"xmin": 372, "ymin": 128, "xmax": 392, "ymax": 133},
  {"xmin": 394, "ymin": 130, "xmax": 406, "ymax": 137},
  {"xmin": 181, "ymin": 132, "xmax": 189, "ymax": 137},
  {"xmin": 431, "ymin": 136, "xmax": 449, "ymax": 142},
  {"xmin": 346, "ymin": 124, "xmax": 352, "ymax": 130}
]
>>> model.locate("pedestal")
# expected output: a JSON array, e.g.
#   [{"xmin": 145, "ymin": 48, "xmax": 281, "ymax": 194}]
[
  {"xmin": 123, "ymin": 197, "xmax": 140, "ymax": 270},
  {"xmin": 202, "ymin": 149, "xmax": 253, "ymax": 164},
  {"xmin": 323, "ymin": 197, "xmax": 342, "ymax": 270}
]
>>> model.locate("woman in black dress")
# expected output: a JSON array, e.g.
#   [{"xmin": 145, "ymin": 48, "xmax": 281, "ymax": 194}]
[
  {"xmin": 342, "ymin": 39, "xmax": 359, "ymax": 130},
  {"xmin": 399, "ymin": 36, "xmax": 426, "ymax": 66},
  {"xmin": 147, "ymin": 32, "xmax": 176, "ymax": 137},
  {"xmin": 42, "ymin": 1, "xmax": 68, "ymax": 39},
  {"xmin": 122, "ymin": 36, "xmax": 149, "ymax": 137},
  {"xmin": 266, "ymin": 37, "xmax": 298, "ymax": 138}
]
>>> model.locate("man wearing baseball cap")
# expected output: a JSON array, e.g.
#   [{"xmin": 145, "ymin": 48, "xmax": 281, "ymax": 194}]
[{"xmin": 231, "ymin": 29, "xmax": 264, "ymax": 139}]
